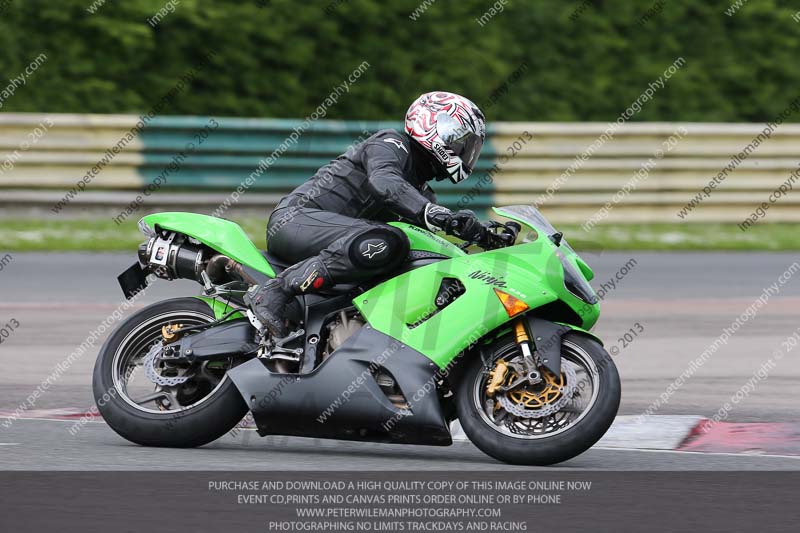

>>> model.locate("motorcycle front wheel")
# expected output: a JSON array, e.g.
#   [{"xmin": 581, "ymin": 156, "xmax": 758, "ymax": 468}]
[
  {"xmin": 456, "ymin": 331, "xmax": 620, "ymax": 466},
  {"xmin": 92, "ymin": 297, "xmax": 249, "ymax": 448}
]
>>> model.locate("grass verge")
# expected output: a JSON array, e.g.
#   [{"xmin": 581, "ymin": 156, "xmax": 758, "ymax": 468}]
[{"xmin": 0, "ymin": 218, "xmax": 798, "ymax": 252}]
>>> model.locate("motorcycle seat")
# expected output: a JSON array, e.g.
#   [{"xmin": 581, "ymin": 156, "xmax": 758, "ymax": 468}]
[{"xmin": 261, "ymin": 250, "xmax": 291, "ymax": 274}]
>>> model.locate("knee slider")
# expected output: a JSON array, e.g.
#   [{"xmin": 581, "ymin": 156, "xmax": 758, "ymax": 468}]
[{"xmin": 348, "ymin": 225, "xmax": 410, "ymax": 270}]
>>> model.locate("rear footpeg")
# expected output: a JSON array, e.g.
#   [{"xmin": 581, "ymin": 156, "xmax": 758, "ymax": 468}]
[
  {"xmin": 274, "ymin": 328, "xmax": 305, "ymax": 347},
  {"xmin": 257, "ymin": 328, "xmax": 305, "ymax": 362},
  {"xmin": 269, "ymin": 344, "xmax": 304, "ymax": 362},
  {"xmin": 268, "ymin": 350, "xmax": 303, "ymax": 363}
]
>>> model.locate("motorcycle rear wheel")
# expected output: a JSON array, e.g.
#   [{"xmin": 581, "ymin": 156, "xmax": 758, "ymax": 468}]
[
  {"xmin": 92, "ymin": 297, "xmax": 249, "ymax": 448},
  {"xmin": 456, "ymin": 331, "xmax": 620, "ymax": 466}
]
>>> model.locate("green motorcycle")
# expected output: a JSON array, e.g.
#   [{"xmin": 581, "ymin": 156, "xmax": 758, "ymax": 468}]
[{"xmin": 92, "ymin": 205, "xmax": 620, "ymax": 466}]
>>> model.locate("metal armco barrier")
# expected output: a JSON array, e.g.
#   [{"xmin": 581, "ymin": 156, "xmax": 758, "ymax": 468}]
[{"xmin": 1, "ymin": 113, "xmax": 799, "ymax": 223}]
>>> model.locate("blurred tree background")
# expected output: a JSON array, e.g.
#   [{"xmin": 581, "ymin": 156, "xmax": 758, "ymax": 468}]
[{"xmin": 1, "ymin": 0, "xmax": 799, "ymax": 122}]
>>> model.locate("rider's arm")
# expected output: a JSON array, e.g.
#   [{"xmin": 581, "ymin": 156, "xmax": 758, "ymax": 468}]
[
  {"xmin": 362, "ymin": 141, "xmax": 431, "ymax": 226},
  {"xmin": 420, "ymin": 184, "xmax": 437, "ymax": 204},
  {"xmin": 362, "ymin": 140, "xmax": 484, "ymax": 241}
]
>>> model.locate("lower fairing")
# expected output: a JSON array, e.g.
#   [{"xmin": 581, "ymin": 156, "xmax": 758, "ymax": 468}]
[{"xmin": 227, "ymin": 326, "xmax": 453, "ymax": 446}]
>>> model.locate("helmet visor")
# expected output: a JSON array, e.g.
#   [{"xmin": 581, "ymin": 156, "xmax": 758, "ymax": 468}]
[
  {"xmin": 436, "ymin": 113, "xmax": 484, "ymax": 173},
  {"xmin": 448, "ymin": 132, "xmax": 483, "ymax": 173}
]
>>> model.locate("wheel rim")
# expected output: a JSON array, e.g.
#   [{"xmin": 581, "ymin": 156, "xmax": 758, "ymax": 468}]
[
  {"xmin": 472, "ymin": 339, "xmax": 600, "ymax": 440},
  {"xmin": 110, "ymin": 311, "xmax": 233, "ymax": 415}
]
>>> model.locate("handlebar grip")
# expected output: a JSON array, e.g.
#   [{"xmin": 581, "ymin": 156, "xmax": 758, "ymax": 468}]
[
  {"xmin": 505, "ymin": 221, "xmax": 521, "ymax": 239},
  {"xmin": 497, "ymin": 232, "xmax": 514, "ymax": 245}
]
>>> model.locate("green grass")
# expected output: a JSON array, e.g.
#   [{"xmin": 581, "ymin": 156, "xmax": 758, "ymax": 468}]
[
  {"xmin": 0, "ymin": 218, "xmax": 798, "ymax": 252},
  {"xmin": 0, "ymin": 218, "xmax": 268, "ymax": 252},
  {"xmin": 561, "ymin": 223, "xmax": 800, "ymax": 251}
]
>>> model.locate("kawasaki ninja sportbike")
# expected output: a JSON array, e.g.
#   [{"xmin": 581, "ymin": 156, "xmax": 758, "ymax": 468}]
[{"xmin": 93, "ymin": 205, "xmax": 620, "ymax": 466}]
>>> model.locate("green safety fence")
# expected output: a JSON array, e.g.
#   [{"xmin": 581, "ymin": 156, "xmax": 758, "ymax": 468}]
[
  {"xmin": 136, "ymin": 117, "xmax": 498, "ymax": 214},
  {"xmin": 3, "ymin": 113, "xmax": 800, "ymax": 224}
]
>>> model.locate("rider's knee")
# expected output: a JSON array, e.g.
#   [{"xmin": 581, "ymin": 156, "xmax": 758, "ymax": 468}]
[{"xmin": 347, "ymin": 224, "xmax": 410, "ymax": 271}]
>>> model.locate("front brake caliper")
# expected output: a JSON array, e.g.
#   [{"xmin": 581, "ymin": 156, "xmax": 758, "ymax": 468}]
[{"xmin": 486, "ymin": 360, "xmax": 508, "ymax": 397}]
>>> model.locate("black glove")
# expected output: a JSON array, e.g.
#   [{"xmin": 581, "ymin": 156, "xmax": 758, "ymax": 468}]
[
  {"xmin": 424, "ymin": 204, "xmax": 484, "ymax": 241},
  {"xmin": 476, "ymin": 226, "xmax": 508, "ymax": 250},
  {"xmin": 448, "ymin": 210, "xmax": 485, "ymax": 241},
  {"xmin": 476, "ymin": 221, "xmax": 519, "ymax": 250}
]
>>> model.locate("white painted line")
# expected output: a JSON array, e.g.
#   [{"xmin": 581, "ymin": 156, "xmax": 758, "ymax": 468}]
[
  {"xmin": 2, "ymin": 417, "xmax": 103, "ymax": 424},
  {"xmin": 597, "ymin": 415, "xmax": 704, "ymax": 450},
  {"xmin": 452, "ymin": 415, "xmax": 704, "ymax": 449},
  {"xmin": 450, "ymin": 421, "xmax": 467, "ymax": 441},
  {"xmin": 593, "ymin": 446, "xmax": 800, "ymax": 460},
  {"xmin": 0, "ymin": 443, "xmax": 20, "ymax": 446},
  {"xmin": 9, "ymin": 416, "xmax": 800, "ymax": 460}
]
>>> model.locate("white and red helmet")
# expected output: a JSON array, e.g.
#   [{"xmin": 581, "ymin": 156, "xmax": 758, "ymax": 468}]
[{"xmin": 405, "ymin": 91, "xmax": 486, "ymax": 184}]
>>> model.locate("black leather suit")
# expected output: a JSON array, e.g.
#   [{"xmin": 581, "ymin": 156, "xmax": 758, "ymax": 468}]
[{"xmin": 266, "ymin": 129, "xmax": 443, "ymax": 287}]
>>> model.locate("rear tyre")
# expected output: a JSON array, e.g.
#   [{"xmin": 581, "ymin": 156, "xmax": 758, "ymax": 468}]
[
  {"xmin": 92, "ymin": 297, "xmax": 249, "ymax": 448},
  {"xmin": 456, "ymin": 332, "xmax": 620, "ymax": 466}
]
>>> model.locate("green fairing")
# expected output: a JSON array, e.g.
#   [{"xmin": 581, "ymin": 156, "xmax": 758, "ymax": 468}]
[
  {"xmin": 194, "ymin": 296, "xmax": 245, "ymax": 321},
  {"xmin": 355, "ymin": 224, "xmax": 600, "ymax": 370},
  {"xmin": 141, "ymin": 212, "xmax": 275, "ymax": 277},
  {"xmin": 388, "ymin": 222, "xmax": 465, "ymax": 258},
  {"xmin": 493, "ymin": 206, "xmax": 594, "ymax": 281},
  {"xmin": 143, "ymin": 210, "xmax": 598, "ymax": 371}
]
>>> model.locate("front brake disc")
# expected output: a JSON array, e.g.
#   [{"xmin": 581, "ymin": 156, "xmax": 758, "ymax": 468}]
[{"xmin": 496, "ymin": 361, "xmax": 578, "ymax": 419}]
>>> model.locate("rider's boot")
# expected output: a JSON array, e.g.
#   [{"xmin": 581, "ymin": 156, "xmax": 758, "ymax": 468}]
[{"xmin": 244, "ymin": 257, "xmax": 332, "ymax": 339}]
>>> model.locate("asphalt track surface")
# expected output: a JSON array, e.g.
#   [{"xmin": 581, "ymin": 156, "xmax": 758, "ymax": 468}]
[{"xmin": 2, "ymin": 251, "xmax": 800, "ymax": 470}]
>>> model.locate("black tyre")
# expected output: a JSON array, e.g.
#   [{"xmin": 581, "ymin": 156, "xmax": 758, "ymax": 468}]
[
  {"xmin": 456, "ymin": 332, "xmax": 620, "ymax": 466},
  {"xmin": 92, "ymin": 297, "xmax": 249, "ymax": 448}
]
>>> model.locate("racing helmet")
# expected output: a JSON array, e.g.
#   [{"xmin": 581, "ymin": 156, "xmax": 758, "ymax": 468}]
[{"xmin": 404, "ymin": 91, "xmax": 486, "ymax": 184}]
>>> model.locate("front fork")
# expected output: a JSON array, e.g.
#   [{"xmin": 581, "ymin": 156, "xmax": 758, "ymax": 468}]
[
  {"xmin": 486, "ymin": 318, "xmax": 542, "ymax": 397},
  {"xmin": 514, "ymin": 318, "xmax": 541, "ymax": 382}
]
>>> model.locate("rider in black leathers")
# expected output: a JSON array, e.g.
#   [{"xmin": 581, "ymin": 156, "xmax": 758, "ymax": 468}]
[{"xmin": 246, "ymin": 92, "xmax": 488, "ymax": 338}]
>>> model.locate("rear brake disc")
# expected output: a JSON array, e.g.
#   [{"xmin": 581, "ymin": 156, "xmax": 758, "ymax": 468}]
[{"xmin": 143, "ymin": 342, "xmax": 193, "ymax": 387}]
